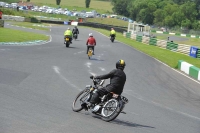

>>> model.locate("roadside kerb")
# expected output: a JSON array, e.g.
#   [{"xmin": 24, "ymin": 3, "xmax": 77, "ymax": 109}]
[
  {"xmin": 178, "ymin": 60, "xmax": 200, "ymax": 81},
  {"xmin": 153, "ymin": 30, "xmax": 200, "ymax": 39}
]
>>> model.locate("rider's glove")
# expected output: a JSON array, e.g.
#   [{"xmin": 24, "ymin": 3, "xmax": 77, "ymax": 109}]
[{"xmin": 90, "ymin": 75, "xmax": 94, "ymax": 79}]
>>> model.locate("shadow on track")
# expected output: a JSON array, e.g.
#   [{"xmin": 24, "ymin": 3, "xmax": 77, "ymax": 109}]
[
  {"xmin": 91, "ymin": 115, "xmax": 155, "ymax": 129},
  {"xmin": 89, "ymin": 58, "xmax": 104, "ymax": 61},
  {"xmin": 111, "ymin": 119, "xmax": 155, "ymax": 129},
  {"xmin": 66, "ymin": 46, "xmax": 80, "ymax": 49}
]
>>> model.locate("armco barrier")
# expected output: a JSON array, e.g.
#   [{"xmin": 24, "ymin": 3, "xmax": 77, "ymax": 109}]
[
  {"xmin": 77, "ymin": 22, "xmax": 126, "ymax": 33},
  {"xmin": 178, "ymin": 60, "xmax": 200, "ymax": 81},
  {"xmin": 8, "ymin": 18, "xmax": 126, "ymax": 32},
  {"xmin": 149, "ymin": 38, "xmax": 157, "ymax": 46},
  {"xmin": 166, "ymin": 42, "xmax": 178, "ymax": 51},
  {"xmin": 40, "ymin": 20, "xmax": 63, "ymax": 24},
  {"xmin": 2, "ymin": 15, "xmax": 25, "ymax": 21}
]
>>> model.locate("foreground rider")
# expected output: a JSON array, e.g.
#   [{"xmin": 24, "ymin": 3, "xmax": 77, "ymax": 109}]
[
  {"xmin": 72, "ymin": 26, "xmax": 79, "ymax": 38},
  {"xmin": 82, "ymin": 60, "xmax": 126, "ymax": 109},
  {"xmin": 110, "ymin": 28, "xmax": 116, "ymax": 39},
  {"xmin": 86, "ymin": 33, "xmax": 96, "ymax": 55},
  {"xmin": 64, "ymin": 27, "xmax": 73, "ymax": 43}
]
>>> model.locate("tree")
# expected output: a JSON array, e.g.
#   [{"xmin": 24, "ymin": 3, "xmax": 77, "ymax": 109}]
[
  {"xmin": 180, "ymin": 2, "xmax": 197, "ymax": 22},
  {"xmin": 181, "ymin": 19, "xmax": 191, "ymax": 29},
  {"xmin": 164, "ymin": 16, "xmax": 174, "ymax": 27},
  {"xmin": 111, "ymin": 0, "xmax": 130, "ymax": 16},
  {"xmin": 85, "ymin": 0, "xmax": 91, "ymax": 8},
  {"xmin": 27, "ymin": 0, "xmax": 30, "ymax": 2},
  {"xmin": 56, "ymin": 0, "xmax": 61, "ymax": 5},
  {"xmin": 172, "ymin": 11, "xmax": 184, "ymax": 26},
  {"xmin": 154, "ymin": 9, "xmax": 166, "ymax": 26}
]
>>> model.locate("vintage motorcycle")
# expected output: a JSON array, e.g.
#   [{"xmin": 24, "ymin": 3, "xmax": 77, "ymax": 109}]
[
  {"xmin": 72, "ymin": 77, "xmax": 128, "ymax": 122},
  {"xmin": 87, "ymin": 47, "xmax": 93, "ymax": 59},
  {"xmin": 73, "ymin": 33, "xmax": 77, "ymax": 40},
  {"xmin": 64, "ymin": 36, "xmax": 71, "ymax": 47},
  {"xmin": 110, "ymin": 35, "xmax": 115, "ymax": 42}
]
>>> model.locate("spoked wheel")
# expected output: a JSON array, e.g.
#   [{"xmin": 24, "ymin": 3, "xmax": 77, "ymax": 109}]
[
  {"xmin": 72, "ymin": 89, "xmax": 90, "ymax": 112},
  {"xmin": 101, "ymin": 99, "xmax": 121, "ymax": 122}
]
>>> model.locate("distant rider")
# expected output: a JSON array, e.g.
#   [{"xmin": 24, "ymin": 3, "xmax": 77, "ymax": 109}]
[
  {"xmin": 72, "ymin": 26, "xmax": 79, "ymax": 39},
  {"xmin": 110, "ymin": 28, "xmax": 116, "ymax": 40},
  {"xmin": 81, "ymin": 60, "xmax": 126, "ymax": 110},
  {"xmin": 64, "ymin": 27, "xmax": 73, "ymax": 43},
  {"xmin": 86, "ymin": 33, "xmax": 96, "ymax": 55}
]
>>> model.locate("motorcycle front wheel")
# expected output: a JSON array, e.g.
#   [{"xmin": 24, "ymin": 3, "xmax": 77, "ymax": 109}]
[{"xmin": 72, "ymin": 88, "xmax": 90, "ymax": 112}]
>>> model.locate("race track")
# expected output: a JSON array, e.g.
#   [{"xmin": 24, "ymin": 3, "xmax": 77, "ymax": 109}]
[{"xmin": 0, "ymin": 23, "xmax": 200, "ymax": 133}]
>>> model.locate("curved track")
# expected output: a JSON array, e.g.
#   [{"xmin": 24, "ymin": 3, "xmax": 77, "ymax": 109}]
[{"xmin": 0, "ymin": 23, "xmax": 200, "ymax": 133}]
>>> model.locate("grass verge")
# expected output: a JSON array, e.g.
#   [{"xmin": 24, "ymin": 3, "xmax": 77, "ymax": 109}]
[
  {"xmin": 89, "ymin": 28, "xmax": 200, "ymax": 68},
  {"xmin": 0, "ymin": 27, "xmax": 49, "ymax": 42},
  {"xmin": 155, "ymin": 33, "xmax": 200, "ymax": 47},
  {"xmin": 11, "ymin": 21, "xmax": 50, "ymax": 31}
]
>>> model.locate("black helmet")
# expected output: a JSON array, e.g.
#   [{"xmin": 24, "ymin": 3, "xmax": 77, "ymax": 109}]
[{"xmin": 116, "ymin": 59, "xmax": 126, "ymax": 70}]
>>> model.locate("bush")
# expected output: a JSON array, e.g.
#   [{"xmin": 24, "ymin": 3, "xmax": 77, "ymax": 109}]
[{"xmin": 85, "ymin": 0, "xmax": 91, "ymax": 8}]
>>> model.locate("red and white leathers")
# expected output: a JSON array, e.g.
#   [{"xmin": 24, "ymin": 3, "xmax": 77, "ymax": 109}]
[{"xmin": 86, "ymin": 36, "xmax": 96, "ymax": 46}]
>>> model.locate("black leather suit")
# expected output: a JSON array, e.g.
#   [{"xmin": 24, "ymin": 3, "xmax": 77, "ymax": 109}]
[{"xmin": 90, "ymin": 68, "xmax": 126, "ymax": 104}]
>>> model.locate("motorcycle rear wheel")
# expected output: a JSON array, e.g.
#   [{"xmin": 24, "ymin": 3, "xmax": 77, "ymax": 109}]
[
  {"xmin": 66, "ymin": 42, "xmax": 69, "ymax": 47},
  {"xmin": 101, "ymin": 99, "xmax": 121, "ymax": 122},
  {"xmin": 111, "ymin": 37, "xmax": 114, "ymax": 42},
  {"xmin": 72, "ymin": 89, "xmax": 90, "ymax": 112}
]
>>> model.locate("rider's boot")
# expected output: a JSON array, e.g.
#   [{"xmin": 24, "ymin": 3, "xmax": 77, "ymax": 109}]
[{"xmin": 81, "ymin": 103, "xmax": 88, "ymax": 111}]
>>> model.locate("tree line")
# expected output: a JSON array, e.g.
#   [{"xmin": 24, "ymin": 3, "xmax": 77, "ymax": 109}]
[{"xmin": 111, "ymin": 0, "xmax": 200, "ymax": 30}]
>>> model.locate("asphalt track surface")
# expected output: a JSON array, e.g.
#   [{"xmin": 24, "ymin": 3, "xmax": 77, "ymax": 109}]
[{"xmin": 0, "ymin": 23, "xmax": 200, "ymax": 133}]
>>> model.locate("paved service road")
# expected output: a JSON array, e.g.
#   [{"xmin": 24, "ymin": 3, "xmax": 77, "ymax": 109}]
[{"xmin": 0, "ymin": 24, "xmax": 200, "ymax": 133}]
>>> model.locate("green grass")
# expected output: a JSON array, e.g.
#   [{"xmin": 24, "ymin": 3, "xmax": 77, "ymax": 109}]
[
  {"xmin": 0, "ymin": 27, "xmax": 49, "ymax": 42},
  {"xmin": 11, "ymin": 21, "xmax": 50, "ymax": 31},
  {"xmin": 175, "ymin": 38, "xmax": 200, "ymax": 47},
  {"xmin": 89, "ymin": 28, "xmax": 200, "ymax": 68},
  {"xmin": 31, "ymin": 0, "xmax": 113, "ymax": 13},
  {"xmin": 155, "ymin": 33, "xmax": 200, "ymax": 47},
  {"xmin": 86, "ymin": 18, "xmax": 128, "ymax": 27}
]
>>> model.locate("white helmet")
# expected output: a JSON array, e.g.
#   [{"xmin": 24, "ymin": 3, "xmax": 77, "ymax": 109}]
[{"xmin": 89, "ymin": 33, "xmax": 93, "ymax": 37}]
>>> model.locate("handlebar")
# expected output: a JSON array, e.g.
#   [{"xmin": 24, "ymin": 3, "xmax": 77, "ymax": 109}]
[{"xmin": 90, "ymin": 76, "xmax": 105, "ymax": 86}]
